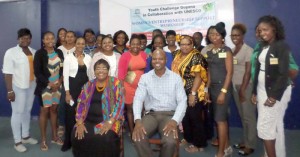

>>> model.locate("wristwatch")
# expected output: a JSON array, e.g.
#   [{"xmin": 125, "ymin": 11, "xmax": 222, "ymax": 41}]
[{"xmin": 191, "ymin": 91, "xmax": 196, "ymax": 96}]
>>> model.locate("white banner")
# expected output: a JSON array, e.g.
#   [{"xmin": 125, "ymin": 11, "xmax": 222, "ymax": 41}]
[{"xmin": 130, "ymin": 2, "xmax": 216, "ymax": 38}]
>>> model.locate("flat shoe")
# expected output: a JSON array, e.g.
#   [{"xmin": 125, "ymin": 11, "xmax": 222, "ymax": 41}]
[
  {"xmin": 233, "ymin": 143, "xmax": 245, "ymax": 149},
  {"xmin": 185, "ymin": 145, "xmax": 204, "ymax": 153},
  {"xmin": 179, "ymin": 139, "xmax": 188, "ymax": 146},
  {"xmin": 238, "ymin": 148, "xmax": 254, "ymax": 156}
]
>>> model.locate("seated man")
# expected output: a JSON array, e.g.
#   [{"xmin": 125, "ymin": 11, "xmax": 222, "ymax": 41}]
[{"xmin": 132, "ymin": 49, "xmax": 187, "ymax": 157}]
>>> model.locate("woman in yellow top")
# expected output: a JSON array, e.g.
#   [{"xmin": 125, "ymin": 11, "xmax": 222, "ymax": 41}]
[{"xmin": 171, "ymin": 35, "xmax": 208, "ymax": 153}]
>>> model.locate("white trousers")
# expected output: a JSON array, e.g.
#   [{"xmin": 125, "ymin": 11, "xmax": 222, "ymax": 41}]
[
  {"xmin": 257, "ymin": 71, "xmax": 291, "ymax": 157},
  {"xmin": 11, "ymin": 82, "xmax": 36, "ymax": 143}
]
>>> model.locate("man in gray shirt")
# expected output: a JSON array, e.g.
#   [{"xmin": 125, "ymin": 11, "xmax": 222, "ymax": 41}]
[{"xmin": 132, "ymin": 49, "xmax": 187, "ymax": 157}]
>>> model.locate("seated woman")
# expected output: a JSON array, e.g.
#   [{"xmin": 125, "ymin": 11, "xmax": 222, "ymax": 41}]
[{"xmin": 72, "ymin": 59, "xmax": 124, "ymax": 157}]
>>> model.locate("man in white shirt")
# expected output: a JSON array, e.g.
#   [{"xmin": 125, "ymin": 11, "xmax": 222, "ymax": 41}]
[{"xmin": 132, "ymin": 49, "xmax": 187, "ymax": 157}]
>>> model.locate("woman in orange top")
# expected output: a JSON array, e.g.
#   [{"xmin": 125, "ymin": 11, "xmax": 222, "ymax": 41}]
[{"xmin": 118, "ymin": 34, "xmax": 147, "ymax": 136}]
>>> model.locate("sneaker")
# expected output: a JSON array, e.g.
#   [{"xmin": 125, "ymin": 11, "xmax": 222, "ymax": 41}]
[
  {"xmin": 14, "ymin": 144, "xmax": 27, "ymax": 152},
  {"xmin": 22, "ymin": 137, "xmax": 38, "ymax": 145}
]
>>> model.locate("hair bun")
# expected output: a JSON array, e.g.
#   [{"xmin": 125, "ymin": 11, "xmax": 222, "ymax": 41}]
[{"xmin": 216, "ymin": 22, "xmax": 225, "ymax": 29}]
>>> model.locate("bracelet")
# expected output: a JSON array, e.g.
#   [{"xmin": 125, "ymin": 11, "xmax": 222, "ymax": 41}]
[
  {"xmin": 220, "ymin": 88, "xmax": 227, "ymax": 94},
  {"xmin": 76, "ymin": 122, "xmax": 84, "ymax": 127},
  {"xmin": 204, "ymin": 87, "xmax": 208, "ymax": 93},
  {"xmin": 268, "ymin": 98, "xmax": 276, "ymax": 104},
  {"xmin": 7, "ymin": 91, "xmax": 14, "ymax": 94}
]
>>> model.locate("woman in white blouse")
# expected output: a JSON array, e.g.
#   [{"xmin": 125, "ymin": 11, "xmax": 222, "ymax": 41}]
[
  {"xmin": 57, "ymin": 30, "xmax": 76, "ymax": 138},
  {"xmin": 58, "ymin": 31, "xmax": 76, "ymax": 58},
  {"xmin": 88, "ymin": 36, "xmax": 121, "ymax": 80},
  {"xmin": 61, "ymin": 37, "xmax": 91, "ymax": 151},
  {"xmin": 2, "ymin": 28, "xmax": 38, "ymax": 153}
]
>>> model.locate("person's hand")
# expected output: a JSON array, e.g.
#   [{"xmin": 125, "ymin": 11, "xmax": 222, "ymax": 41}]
[
  {"xmin": 238, "ymin": 89, "xmax": 246, "ymax": 104},
  {"xmin": 7, "ymin": 91, "xmax": 15, "ymax": 102},
  {"xmin": 48, "ymin": 82, "xmax": 57, "ymax": 92},
  {"xmin": 52, "ymin": 82, "xmax": 60, "ymax": 92},
  {"xmin": 216, "ymin": 92, "xmax": 225, "ymax": 105},
  {"xmin": 163, "ymin": 119, "xmax": 178, "ymax": 139},
  {"xmin": 188, "ymin": 94, "xmax": 196, "ymax": 107},
  {"xmin": 99, "ymin": 121, "xmax": 113, "ymax": 135},
  {"xmin": 204, "ymin": 92, "xmax": 211, "ymax": 105},
  {"xmin": 75, "ymin": 123, "xmax": 88, "ymax": 140},
  {"xmin": 264, "ymin": 97, "xmax": 276, "ymax": 107},
  {"xmin": 121, "ymin": 87, "xmax": 126, "ymax": 96},
  {"xmin": 251, "ymin": 94, "xmax": 257, "ymax": 105},
  {"xmin": 132, "ymin": 120, "xmax": 147, "ymax": 142},
  {"xmin": 65, "ymin": 93, "xmax": 73, "ymax": 104}
]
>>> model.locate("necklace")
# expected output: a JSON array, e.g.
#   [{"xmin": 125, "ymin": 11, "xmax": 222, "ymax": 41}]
[
  {"xmin": 212, "ymin": 48, "xmax": 221, "ymax": 54},
  {"xmin": 96, "ymin": 80, "xmax": 107, "ymax": 92},
  {"xmin": 74, "ymin": 52, "xmax": 84, "ymax": 58}
]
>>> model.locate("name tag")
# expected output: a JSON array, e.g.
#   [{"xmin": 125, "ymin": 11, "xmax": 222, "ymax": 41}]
[
  {"xmin": 233, "ymin": 57, "xmax": 238, "ymax": 64},
  {"xmin": 270, "ymin": 58, "xmax": 278, "ymax": 65},
  {"xmin": 218, "ymin": 52, "xmax": 227, "ymax": 58}
]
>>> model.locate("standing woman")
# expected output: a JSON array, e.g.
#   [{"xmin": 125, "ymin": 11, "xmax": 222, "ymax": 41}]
[
  {"xmin": 34, "ymin": 31, "xmax": 64, "ymax": 151},
  {"xmin": 61, "ymin": 37, "xmax": 91, "ymax": 151},
  {"xmin": 144, "ymin": 34, "xmax": 173, "ymax": 73},
  {"xmin": 205, "ymin": 22, "xmax": 233, "ymax": 157},
  {"xmin": 163, "ymin": 30, "xmax": 179, "ymax": 53},
  {"xmin": 252, "ymin": 15, "xmax": 291, "ymax": 157},
  {"xmin": 230, "ymin": 23, "xmax": 256, "ymax": 156},
  {"xmin": 58, "ymin": 31, "xmax": 76, "ymax": 58},
  {"xmin": 2, "ymin": 28, "xmax": 38, "ymax": 152},
  {"xmin": 57, "ymin": 31, "xmax": 76, "ymax": 138},
  {"xmin": 113, "ymin": 30, "xmax": 129, "ymax": 55},
  {"xmin": 92, "ymin": 34, "xmax": 105, "ymax": 57},
  {"xmin": 172, "ymin": 35, "xmax": 208, "ymax": 153},
  {"xmin": 118, "ymin": 34, "xmax": 147, "ymax": 136},
  {"xmin": 88, "ymin": 36, "xmax": 121, "ymax": 80},
  {"xmin": 55, "ymin": 28, "xmax": 67, "ymax": 48}
]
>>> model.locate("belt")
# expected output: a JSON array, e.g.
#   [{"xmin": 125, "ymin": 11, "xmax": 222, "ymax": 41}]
[{"xmin": 145, "ymin": 109, "xmax": 175, "ymax": 115}]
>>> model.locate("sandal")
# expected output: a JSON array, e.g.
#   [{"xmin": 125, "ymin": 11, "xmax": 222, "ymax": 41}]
[
  {"xmin": 179, "ymin": 139, "xmax": 188, "ymax": 146},
  {"xmin": 233, "ymin": 143, "xmax": 245, "ymax": 149},
  {"xmin": 211, "ymin": 138, "xmax": 219, "ymax": 147},
  {"xmin": 40, "ymin": 141, "xmax": 48, "ymax": 151},
  {"xmin": 51, "ymin": 137, "xmax": 63, "ymax": 146},
  {"xmin": 185, "ymin": 145, "xmax": 204, "ymax": 153}
]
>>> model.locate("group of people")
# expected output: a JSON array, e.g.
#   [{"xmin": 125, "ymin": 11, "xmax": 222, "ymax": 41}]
[{"xmin": 2, "ymin": 15, "xmax": 298, "ymax": 157}]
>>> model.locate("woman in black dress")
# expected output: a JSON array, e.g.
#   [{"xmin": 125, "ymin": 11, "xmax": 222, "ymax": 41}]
[
  {"xmin": 72, "ymin": 59, "xmax": 124, "ymax": 157},
  {"xmin": 61, "ymin": 37, "xmax": 91, "ymax": 151}
]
